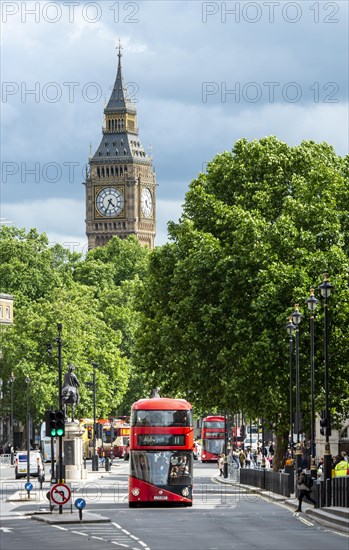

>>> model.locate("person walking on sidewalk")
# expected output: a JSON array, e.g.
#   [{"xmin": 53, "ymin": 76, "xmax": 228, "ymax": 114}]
[
  {"xmin": 295, "ymin": 468, "xmax": 316, "ymax": 512},
  {"xmin": 218, "ymin": 454, "xmax": 225, "ymax": 476}
]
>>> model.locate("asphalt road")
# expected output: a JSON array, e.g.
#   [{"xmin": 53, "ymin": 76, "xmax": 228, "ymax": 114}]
[{"xmin": 0, "ymin": 461, "xmax": 347, "ymax": 550}]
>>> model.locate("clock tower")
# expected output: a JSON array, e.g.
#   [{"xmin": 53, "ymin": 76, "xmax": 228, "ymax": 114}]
[{"xmin": 85, "ymin": 45, "xmax": 156, "ymax": 249}]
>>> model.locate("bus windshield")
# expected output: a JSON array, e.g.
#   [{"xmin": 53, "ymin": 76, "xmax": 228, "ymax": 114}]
[
  {"xmin": 203, "ymin": 421, "xmax": 224, "ymax": 429},
  {"xmin": 202, "ymin": 439, "xmax": 224, "ymax": 455},
  {"xmin": 131, "ymin": 409, "xmax": 192, "ymax": 427},
  {"xmin": 131, "ymin": 450, "xmax": 193, "ymax": 486}
]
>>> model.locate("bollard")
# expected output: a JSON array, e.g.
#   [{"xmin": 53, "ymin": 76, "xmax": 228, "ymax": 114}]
[
  {"xmin": 38, "ymin": 474, "xmax": 45, "ymax": 490},
  {"xmin": 105, "ymin": 457, "xmax": 110, "ymax": 472}
]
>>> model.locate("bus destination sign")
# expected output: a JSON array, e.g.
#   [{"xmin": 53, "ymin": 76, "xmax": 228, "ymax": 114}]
[{"xmin": 138, "ymin": 434, "xmax": 185, "ymax": 446}]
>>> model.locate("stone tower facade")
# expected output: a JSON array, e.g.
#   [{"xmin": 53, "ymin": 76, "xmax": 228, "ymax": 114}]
[{"xmin": 85, "ymin": 46, "xmax": 156, "ymax": 249}]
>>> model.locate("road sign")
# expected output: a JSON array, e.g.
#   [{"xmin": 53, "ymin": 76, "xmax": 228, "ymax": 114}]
[
  {"xmin": 25, "ymin": 482, "xmax": 33, "ymax": 492},
  {"xmin": 50, "ymin": 483, "xmax": 71, "ymax": 505},
  {"xmin": 74, "ymin": 498, "xmax": 86, "ymax": 510}
]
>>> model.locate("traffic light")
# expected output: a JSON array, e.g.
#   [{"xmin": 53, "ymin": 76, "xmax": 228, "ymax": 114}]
[
  {"xmin": 45, "ymin": 410, "xmax": 53, "ymax": 437},
  {"xmin": 320, "ymin": 410, "xmax": 331, "ymax": 437},
  {"xmin": 49, "ymin": 411, "xmax": 57, "ymax": 437},
  {"xmin": 55, "ymin": 410, "xmax": 65, "ymax": 437},
  {"xmin": 96, "ymin": 423, "xmax": 103, "ymax": 439}
]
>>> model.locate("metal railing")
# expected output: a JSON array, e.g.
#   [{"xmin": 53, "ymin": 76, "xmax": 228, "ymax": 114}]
[
  {"xmin": 314, "ymin": 476, "xmax": 349, "ymax": 508},
  {"xmin": 239, "ymin": 468, "xmax": 291, "ymax": 497}
]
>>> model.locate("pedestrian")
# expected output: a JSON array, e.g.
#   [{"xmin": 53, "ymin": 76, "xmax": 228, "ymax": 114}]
[
  {"xmin": 239, "ymin": 449, "xmax": 246, "ymax": 469},
  {"xmin": 232, "ymin": 449, "xmax": 240, "ymax": 469},
  {"xmin": 341, "ymin": 451, "xmax": 348, "ymax": 463},
  {"xmin": 295, "ymin": 468, "xmax": 316, "ymax": 512},
  {"xmin": 334, "ymin": 457, "xmax": 349, "ymax": 477},
  {"xmin": 218, "ymin": 454, "xmax": 224, "ymax": 476}
]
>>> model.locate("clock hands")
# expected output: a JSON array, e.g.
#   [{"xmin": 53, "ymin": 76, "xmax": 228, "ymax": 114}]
[{"xmin": 106, "ymin": 197, "xmax": 116, "ymax": 209}]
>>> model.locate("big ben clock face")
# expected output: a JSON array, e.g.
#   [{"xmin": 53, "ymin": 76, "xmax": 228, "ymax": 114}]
[
  {"xmin": 141, "ymin": 187, "xmax": 153, "ymax": 218},
  {"xmin": 96, "ymin": 187, "xmax": 124, "ymax": 217}
]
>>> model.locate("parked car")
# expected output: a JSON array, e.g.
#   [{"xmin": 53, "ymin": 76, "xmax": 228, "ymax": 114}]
[{"xmin": 15, "ymin": 451, "xmax": 44, "ymax": 479}]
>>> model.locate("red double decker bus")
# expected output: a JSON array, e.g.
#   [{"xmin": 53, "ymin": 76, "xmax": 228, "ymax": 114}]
[
  {"xmin": 129, "ymin": 397, "xmax": 194, "ymax": 507},
  {"xmin": 201, "ymin": 415, "xmax": 226, "ymax": 463}
]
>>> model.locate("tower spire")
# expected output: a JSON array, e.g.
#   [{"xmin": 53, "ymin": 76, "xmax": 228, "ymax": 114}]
[
  {"xmin": 105, "ymin": 40, "xmax": 135, "ymax": 113},
  {"xmin": 117, "ymin": 38, "xmax": 123, "ymax": 62}
]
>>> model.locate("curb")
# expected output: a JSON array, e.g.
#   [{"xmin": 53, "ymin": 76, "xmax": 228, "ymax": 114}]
[{"xmin": 32, "ymin": 511, "xmax": 111, "ymax": 524}]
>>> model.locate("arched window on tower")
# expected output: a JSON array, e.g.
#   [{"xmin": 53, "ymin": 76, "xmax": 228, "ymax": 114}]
[
  {"xmin": 115, "ymin": 149, "xmax": 119, "ymax": 156},
  {"xmin": 106, "ymin": 167, "xmax": 109, "ymax": 177},
  {"xmin": 120, "ymin": 166, "xmax": 123, "ymax": 176},
  {"xmin": 124, "ymin": 149, "xmax": 127, "ymax": 156},
  {"xmin": 111, "ymin": 166, "xmax": 114, "ymax": 176},
  {"xmin": 115, "ymin": 166, "xmax": 119, "ymax": 176},
  {"xmin": 106, "ymin": 149, "xmax": 109, "ymax": 157},
  {"xmin": 124, "ymin": 165, "xmax": 127, "ymax": 172},
  {"xmin": 102, "ymin": 167, "xmax": 105, "ymax": 178},
  {"xmin": 97, "ymin": 167, "xmax": 100, "ymax": 178}
]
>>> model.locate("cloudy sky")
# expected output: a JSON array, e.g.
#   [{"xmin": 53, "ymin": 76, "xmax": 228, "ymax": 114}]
[{"xmin": 2, "ymin": 0, "xmax": 348, "ymax": 252}]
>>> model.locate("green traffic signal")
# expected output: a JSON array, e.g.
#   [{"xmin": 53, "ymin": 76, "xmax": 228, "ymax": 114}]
[
  {"xmin": 55, "ymin": 410, "xmax": 65, "ymax": 437},
  {"xmin": 49, "ymin": 411, "xmax": 56, "ymax": 437}
]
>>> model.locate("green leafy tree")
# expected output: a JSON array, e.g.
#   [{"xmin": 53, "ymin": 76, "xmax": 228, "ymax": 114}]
[{"xmin": 135, "ymin": 137, "xmax": 349, "ymax": 467}]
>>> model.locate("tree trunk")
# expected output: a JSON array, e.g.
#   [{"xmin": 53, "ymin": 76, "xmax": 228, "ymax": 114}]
[{"xmin": 273, "ymin": 430, "xmax": 289, "ymax": 471}]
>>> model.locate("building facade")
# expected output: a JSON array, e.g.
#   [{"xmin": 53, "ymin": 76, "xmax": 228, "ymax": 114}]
[
  {"xmin": 0, "ymin": 293, "xmax": 14, "ymax": 326},
  {"xmin": 84, "ymin": 46, "xmax": 156, "ymax": 249}
]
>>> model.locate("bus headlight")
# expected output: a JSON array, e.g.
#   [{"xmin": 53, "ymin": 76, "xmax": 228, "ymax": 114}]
[
  {"xmin": 181, "ymin": 487, "xmax": 190, "ymax": 497},
  {"xmin": 131, "ymin": 488, "xmax": 140, "ymax": 496}
]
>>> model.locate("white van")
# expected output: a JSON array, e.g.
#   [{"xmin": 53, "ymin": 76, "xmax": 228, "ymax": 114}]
[
  {"xmin": 15, "ymin": 451, "xmax": 44, "ymax": 479},
  {"xmin": 243, "ymin": 435, "xmax": 260, "ymax": 450}
]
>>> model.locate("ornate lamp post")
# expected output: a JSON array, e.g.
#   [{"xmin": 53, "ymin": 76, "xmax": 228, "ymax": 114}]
[
  {"xmin": 318, "ymin": 273, "xmax": 334, "ymax": 506},
  {"xmin": 286, "ymin": 318, "xmax": 296, "ymax": 459},
  {"xmin": 291, "ymin": 304, "xmax": 303, "ymax": 472},
  {"xmin": 9, "ymin": 373, "xmax": 15, "ymax": 464},
  {"xmin": 91, "ymin": 362, "xmax": 99, "ymax": 472},
  {"xmin": 305, "ymin": 289, "xmax": 319, "ymax": 479},
  {"xmin": 25, "ymin": 376, "xmax": 31, "ymax": 485}
]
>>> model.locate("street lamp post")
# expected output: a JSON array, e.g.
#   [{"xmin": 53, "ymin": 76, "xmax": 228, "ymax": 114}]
[
  {"xmin": 305, "ymin": 289, "xmax": 319, "ymax": 479},
  {"xmin": 318, "ymin": 273, "xmax": 334, "ymax": 506},
  {"xmin": 224, "ymin": 412, "xmax": 228, "ymax": 478},
  {"xmin": 25, "ymin": 376, "xmax": 31, "ymax": 489},
  {"xmin": 91, "ymin": 362, "xmax": 99, "ymax": 472},
  {"xmin": 9, "ymin": 373, "xmax": 15, "ymax": 465},
  {"xmin": 291, "ymin": 304, "xmax": 303, "ymax": 472},
  {"xmin": 286, "ymin": 318, "xmax": 296, "ymax": 460}
]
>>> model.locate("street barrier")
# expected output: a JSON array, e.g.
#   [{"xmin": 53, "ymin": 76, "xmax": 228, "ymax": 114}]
[
  {"xmin": 240, "ymin": 468, "xmax": 291, "ymax": 497},
  {"xmin": 0, "ymin": 454, "xmax": 11, "ymax": 466}
]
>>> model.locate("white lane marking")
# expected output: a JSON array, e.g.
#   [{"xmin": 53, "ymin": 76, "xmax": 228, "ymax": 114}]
[
  {"xmin": 122, "ymin": 529, "xmax": 131, "ymax": 535},
  {"xmin": 298, "ymin": 517, "xmax": 314, "ymax": 527},
  {"xmin": 0, "ymin": 527, "xmax": 13, "ymax": 533},
  {"xmin": 91, "ymin": 536, "xmax": 105, "ymax": 540},
  {"xmin": 52, "ymin": 525, "xmax": 67, "ymax": 530},
  {"xmin": 71, "ymin": 531, "xmax": 88, "ymax": 536},
  {"xmin": 110, "ymin": 542, "xmax": 130, "ymax": 548},
  {"xmin": 0, "ymin": 516, "xmax": 31, "ymax": 520}
]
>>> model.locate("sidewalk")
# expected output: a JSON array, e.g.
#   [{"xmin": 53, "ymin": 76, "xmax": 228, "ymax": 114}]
[{"xmin": 213, "ymin": 473, "xmax": 349, "ymax": 534}]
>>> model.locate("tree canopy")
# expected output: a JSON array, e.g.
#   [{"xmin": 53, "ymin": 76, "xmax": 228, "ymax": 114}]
[
  {"xmin": 135, "ymin": 137, "xmax": 349, "ymax": 431},
  {"xmin": 0, "ymin": 228, "xmax": 149, "ymax": 428}
]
